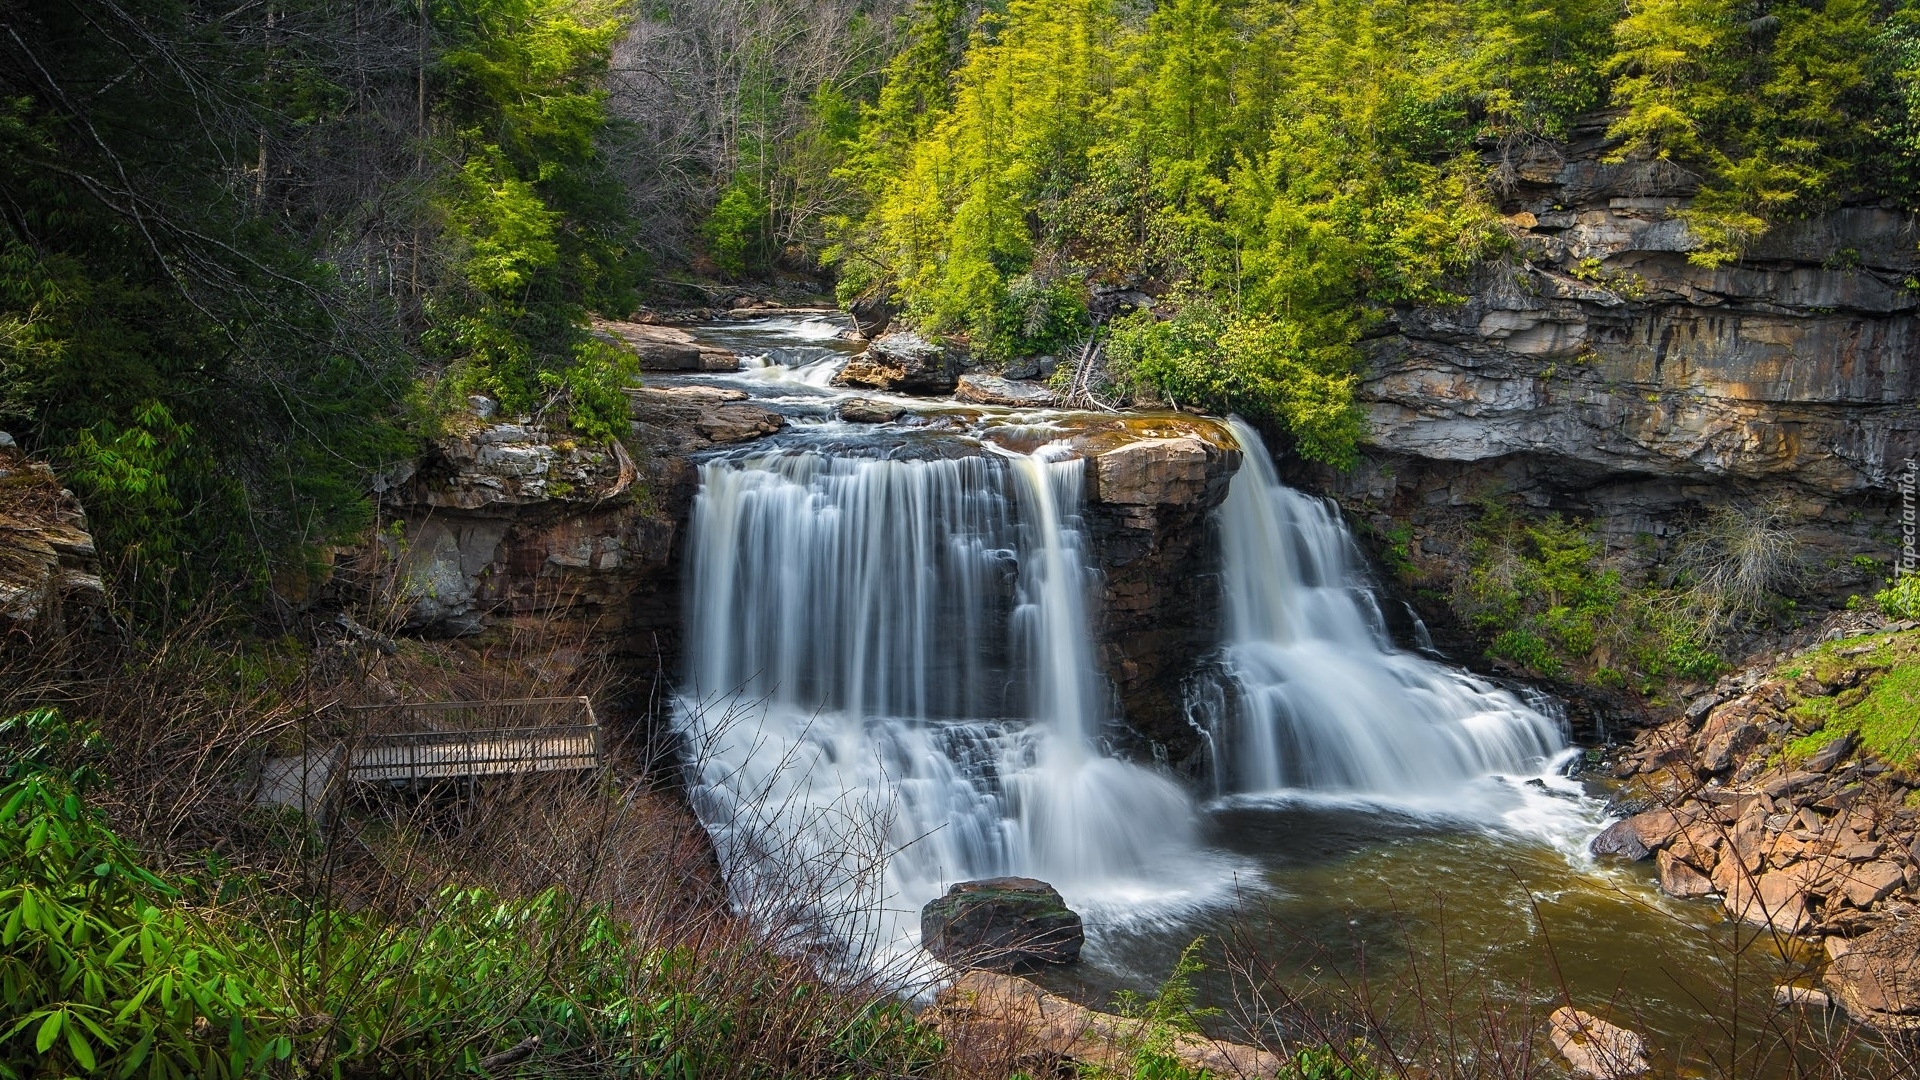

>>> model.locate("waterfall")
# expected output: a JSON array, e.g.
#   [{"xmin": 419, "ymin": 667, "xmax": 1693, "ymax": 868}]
[
  {"xmin": 1201, "ymin": 419, "xmax": 1568, "ymax": 797},
  {"xmin": 676, "ymin": 445, "xmax": 1206, "ymax": 972}
]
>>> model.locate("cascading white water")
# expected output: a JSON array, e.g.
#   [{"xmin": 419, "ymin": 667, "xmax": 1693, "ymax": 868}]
[
  {"xmin": 676, "ymin": 445, "xmax": 1205, "ymax": 972},
  {"xmin": 1199, "ymin": 419, "xmax": 1568, "ymax": 798}
]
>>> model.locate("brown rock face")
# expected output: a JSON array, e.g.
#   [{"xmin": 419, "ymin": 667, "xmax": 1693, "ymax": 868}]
[
  {"xmin": 1070, "ymin": 420, "xmax": 1243, "ymax": 764},
  {"xmin": 1297, "ymin": 114, "xmax": 1916, "ymax": 615},
  {"xmin": 928, "ymin": 971, "xmax": 1286, "ymax": 1079},
  {"xmin": 835, "ymin": 332, "xmax": 958, "ymax": 395},
  {"xmin": 1826, "ymin": 921, "xmax": 1920, "ymax": 1029},
  {"xmin": 1657, "ymin": 850, "xmax": 1715, "ymax": 898},
  {"xmin": 0, "ymin": 446, "xmax": 106, "ymax": 640}
]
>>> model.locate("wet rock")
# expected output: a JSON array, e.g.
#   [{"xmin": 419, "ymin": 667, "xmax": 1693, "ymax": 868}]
[
  {"xmin": 1590, "ymin": 819, "xmax": 1652, "ymax": 860},
  {"xmin": 836, "ymin": 332, "xmax": 958, "ymax": 395},
  {"xmin": 921, "ymin": 878, "xmax": 1084, "ymax": 971},
  {"xmin": 1825, "ymin": 921, "xmax": 1920, "ymax": 1029},
  {"xmin": 927, "ymin": 971, "xmax": 1285, "ymax": 1079},
  {"xmin": 695, "ymin": 403, "xmax": 784, "ymax": 444},
  {"xmin": 1804, "ymin": 731, "xmax": 1857, "ymax": 773},
  {"xmin": 595, "ymin": 319, "xmax": 738, "ymax": 372},
  {"xmin": 1089, "ymin": 436, "xmax": 1215, "ymax": 507},
  {"xmin": 1548, "ymin": 1007, "xmax": 1649, "ymax": 1079},
  {"xmin": 837, "ymin": 398, "xmax": 906, "ymax": 424},
  {"xmin": 953, "ymin": 374, "xmax": 1060, "ymax": 408},
  {"xmin": 1774, "ymin": 985, "xmax": 1832, "ymax": 1009},
  {"xmin": 1657, "ymin": 850, "xmax": 1716, "ymax": 898}
]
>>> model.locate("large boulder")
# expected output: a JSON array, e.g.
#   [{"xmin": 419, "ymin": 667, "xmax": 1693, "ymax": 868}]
[
  {"xmin": 921, "ymin": 878, "xmax": 1084, "ymax": 971},
  {"xmin": 954, "ymin": 374, "xmax": 1059, "ymax": 408},
  {"xmin": 1089, "ymin": 436, "xmax": 1216, "ymax": 507},
  {"xmin": 594, "ymin": 320, "xmax": 737, "ymax": 372},
  {"xmin": 836, "ymin": 332, "xmax": 958, "ymax": 395},
  {"xmin": 1825, "ymin": 921, "xmax": 1920, "ymax": 1029}
]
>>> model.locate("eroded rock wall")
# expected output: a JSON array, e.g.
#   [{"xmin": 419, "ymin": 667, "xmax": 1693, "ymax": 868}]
[{"xmin": 1297, "ymin": 116, "xmax": 1917, "ymax": 620}]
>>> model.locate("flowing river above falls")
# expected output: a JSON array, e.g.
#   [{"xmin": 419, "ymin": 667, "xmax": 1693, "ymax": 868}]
[{"xmin": 662, "ymin": 314, "xmax": 1818, "ymax": 1073}]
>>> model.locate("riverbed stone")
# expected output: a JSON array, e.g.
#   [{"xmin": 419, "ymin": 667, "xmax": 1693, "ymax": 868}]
[
  {"xmin": 1548, "ymin": 1007, "xmax": 1649, "ymax": 1079},
  {"xmin": 1825, "ymin": 921, "xmax": 1920, "ymax": 1029},
  {"xmin": 837, "ymin": 398, "xmax": 905, "ymax": 424},
  {"xmin": 695, "ymin": 403, "xmax": 784, "ymax": 444},
  {"xmin": 921, "ymin": 878, "xmax": 1084, "ymax": 971},
  {"xmin": 953, "ymin": 373, "xmax": 1060, "ymax": 408},
  {"xmin": 835, "ymin": 332, "xmax": 958, "ymax": 395},
  {"xmin": 595, "ymin": 319, "xmax": 738, "ymax": 371}
]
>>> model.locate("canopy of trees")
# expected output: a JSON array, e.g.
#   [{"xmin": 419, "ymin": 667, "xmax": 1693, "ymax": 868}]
[{"xmin": 818, "ymin": 0, "xmax": 1919, "ymax": 463}]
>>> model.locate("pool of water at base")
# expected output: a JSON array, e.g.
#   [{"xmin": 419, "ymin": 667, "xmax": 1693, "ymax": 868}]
[{"xmin": 1024, "ymin": 786, "xmax": 1870, "ymax": 1078}]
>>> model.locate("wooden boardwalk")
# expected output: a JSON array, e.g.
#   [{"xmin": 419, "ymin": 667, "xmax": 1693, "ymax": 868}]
[{"xmin": 255, "ymin": 696, "xmax": 605, "ymax": 812}]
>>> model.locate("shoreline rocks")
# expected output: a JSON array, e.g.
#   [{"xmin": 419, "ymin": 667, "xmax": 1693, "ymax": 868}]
[
  {"xmin": 927, "ymin": 970, "xmax": 1285, "ymax": 1079},
  {"xmin": 594, "ymin": 319, "xmax": 738, "ymax": 372},
  {"xmin": 1548, "ymin": 1007, "xmax": 1649, "ymax": 1079}
]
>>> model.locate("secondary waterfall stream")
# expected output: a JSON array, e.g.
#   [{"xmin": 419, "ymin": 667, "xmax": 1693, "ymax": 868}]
[
  {"xmin": 668, "ymin": 316, "xmax": 1802, "ymax": 1060},
  {"xmin": 1194, "ymin": 419, "xmax": 1568, "ymax": 799}
]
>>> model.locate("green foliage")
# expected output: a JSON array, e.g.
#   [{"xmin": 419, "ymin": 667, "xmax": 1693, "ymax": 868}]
[
  {"xmin": 1785, "ymin": 631, "xmax": 1920, "ymax": 766},
  {"xmin": 814, "ymin": 0, "xmax": 1916, "ymax": 460},
  {"xmin": 1458, "ymin": 504, "xmax": 1722, "ymax": 687},
  {"xmin": 704, "ymin": 179, "xmax": 773, "ymax": 278},
  {"xmin": 1111, "ymin": 939, "xmax": 1219, "ymax": 1080},
  {"xmin": 1284, "ymin": 1043, "xmax": 1382, "ymax": 1080},
  {"xmin": 1877, "ymin": 574, "xmax": 1920, "ymax": 619},
  {"xmin": 0, "ymin": 711, "xmax": 948, "ymax": 1079}
]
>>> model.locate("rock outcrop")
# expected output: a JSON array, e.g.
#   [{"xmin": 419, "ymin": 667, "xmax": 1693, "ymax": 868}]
[
  {"xmin": 365, "ymin": 385, "xmax": 786, "ymax": 697},
  {"xmin": 1301, "ymin": 114, "xmax": 1917, "ymax": 619},
  {"xmin": 927, "ymin": 970, "xmax": 1285, "ymax": 1079},
  {"xmin": 0, "ymin": 444, "xmax": 106, "ymax": 641},
  {"xmin": 954, "ymin": 374, "xmax": 1059, "ymax": 408},
  {"xmin": 1068, "ymin": 419, "xmax": 1243, "ymax": 763},
  {"xmin": 594, "ymin": 319, "xmax": 738, "ymax": 372},
  {"xmin": 1594, "ymin": 620, "xmax": 1920, "ymax": 1028},
  {"xmin": 1548, "ymin": 1007, "xmax": 1649, "ymax": 1079},
  {"xmin": 921, "ymin": 878, "xmax": 1084, "ymax": 971},
  {"xmin": 835, "ymin": 332, "xmax": 960, "ymax": 395}
]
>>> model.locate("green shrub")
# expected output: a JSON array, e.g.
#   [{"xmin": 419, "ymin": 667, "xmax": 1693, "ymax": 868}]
[
  {"xmin": 703, "ymin": 179, "xmax": 771, "ymax": 278},
  {"xmin": 1877, "ymin": 574, "xmax": 1920, "ymax": 620}
]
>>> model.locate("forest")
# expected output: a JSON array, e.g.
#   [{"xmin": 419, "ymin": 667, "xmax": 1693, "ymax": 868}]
[
  {"xmin": 3, "ymin": 0, "xmax": 1916, "ymax": 596},
  {"xmin": 3, "ymin": 0, "xmax": 1920, "ymax": 1076}
]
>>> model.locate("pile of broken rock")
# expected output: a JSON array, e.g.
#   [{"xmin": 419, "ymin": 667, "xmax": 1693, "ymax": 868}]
[{"xmin": 1594, "ymin": 625, "xmax": 1920, "ymax": 1030}]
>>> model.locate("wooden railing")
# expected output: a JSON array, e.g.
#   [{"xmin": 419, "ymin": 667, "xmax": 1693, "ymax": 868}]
[{"xmin": 338, "ymin": 697, "xmax": 604, "ymax": 784}]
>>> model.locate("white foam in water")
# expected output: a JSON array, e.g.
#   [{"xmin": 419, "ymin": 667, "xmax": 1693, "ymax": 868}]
[
  {"xmin": 676, "ymin": 446, "xmax": 1232, "ymax": 978},
  {"xmin": 735, "ymin": 347, "xmax": 847, "ymax": 388}
]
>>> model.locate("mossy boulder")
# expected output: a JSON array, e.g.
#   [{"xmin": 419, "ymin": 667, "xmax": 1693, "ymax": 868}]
[{"xmin": 920, "ymin": 877, "xmax": 1083, "ymax": 971}]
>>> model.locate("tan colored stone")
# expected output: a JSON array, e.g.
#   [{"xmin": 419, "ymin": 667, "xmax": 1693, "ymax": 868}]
[
  {"xmin": 1091, "ymin": 437, "xmax": 1213, "ymax": 507},
  {"xmin": 1658, "ymin": 850, "xmax": 1716, "ymax": 898},
  {"xmin": 1837, "ymin": 862, "xmax": 1906, "ymax": 908},
  {"xmin": 1825, "ymin": 922, "xmax": 1920, "ymax": 1029},
  {"xmin": 1547, "ymin": 1007, "xmax": 1649, "ymax": 1079},
  {"xmin": 928, "ymin": 971, "xmax": 1285, "ymax": 1078}
]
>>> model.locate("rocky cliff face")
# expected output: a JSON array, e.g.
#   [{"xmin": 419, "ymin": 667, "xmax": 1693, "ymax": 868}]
[
  {"xmin": 367, "ymin": 387, "xmax": 789, "ymax": 703},
  {"xmin": 0, "ymin": 443, "xmax": 105, "ymax": 643},
  {"xmin": 1301, "ymin": 115, "xmax": 1917, "ymax": 614}
]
